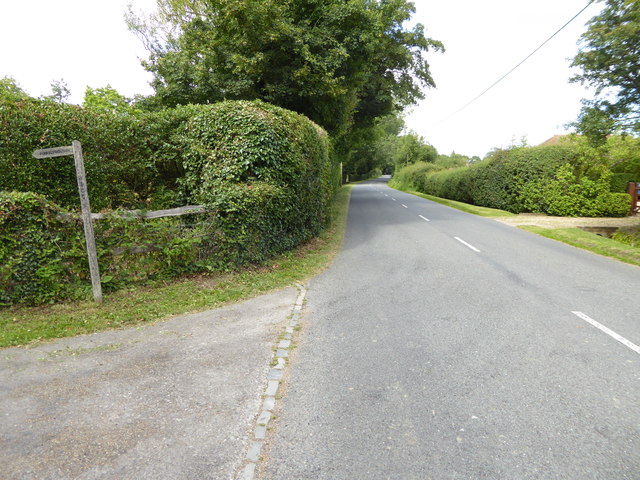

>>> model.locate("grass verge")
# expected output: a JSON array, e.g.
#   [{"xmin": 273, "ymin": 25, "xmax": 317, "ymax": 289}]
[
  {"xmin": 0, "ymin": 186, "xmax": 353, "ymax": 348},
  {"xmin": 520, "ymin": 226, "xmax": 640, "ymax": 267},
  {"xmin": 388, "ymin": 183, "xmax": 514, "ymax": 218},
  {"xmin": 389, "ymin": 181, "xmax": 640, "ymax": 267}
]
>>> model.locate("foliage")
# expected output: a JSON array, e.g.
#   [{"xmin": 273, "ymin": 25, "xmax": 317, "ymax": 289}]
[
  {"xmin": 523, "ymin": 165, "xmax": 630, "ymax": 217},
  {"xmin": 128, "ymin": 0, "xmax": 443, "ymax": 143},
  {"xmin": 435, "ymin": 152, "xmax": 479, "ymax": 168},
  {"xmin": 389, "ymin": 161, "xmax": 443, "ymax": 191},
  {"xmin": 341, "ymin": 113, "xmax": 404, "ymax": 177},
  {"xmin": 0, "ymin": 76, "xmax": 30, "ymax": 102},
  {"xmin": 539, "ymin": 134, "xmax": 640, "ymax": 188},
  {"xmin": 47, "ymin": 79, "xmax": 71, "ymax": 103},
  {"xmin": 179, "ymin": 100, "xmax": 338, "ymax": 265},
  {"xmin": 392, "ymin": 133, "xmax": 438, "ymax": 168},
  {"xmin": 0, "ymin": 185, "xmax": 353, "ymax": 347},
  {"xmin": 0, "ymin": 192, "xmax": 74, "ymax": 305},
  {"xmin": 611, "ymin": 228, "xmax": 640, "ymax": 247},
  {"xmin": 571, "ymin": 0, "xmax": 640, "ymax": 142},
  {"xmin": 83, "ymin": 85, "xmax": 137, "ymax": 115},
  {"xmin": 0, "ymin": 95, "xmax": 196, "ymax": 210},
  {"xmin": 0, "ymin": 191, "xmax": 212, "ymax": 306},
  {"xmin": 391, "ymin": 144, "xmax": 631, "ymax": 217}
]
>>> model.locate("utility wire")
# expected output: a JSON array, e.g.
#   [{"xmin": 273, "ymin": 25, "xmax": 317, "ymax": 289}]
[{"xmin": 433, "ymin": 0, "xmax": 596, "ymax": 126}]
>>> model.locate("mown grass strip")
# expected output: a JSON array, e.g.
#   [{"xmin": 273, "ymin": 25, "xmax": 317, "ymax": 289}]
[
  {"xmin": 519, "ymin": 226, "xmax": 640, "ymax": 268},
  {"xmin": 0, "ymin": 186, "xmax": 353, "ymax": 348},
  {"xmin": 389, "ymin": 181, "xmax": 640, "ymax": 267},
  {"xmin": 389, "ymin": 184, "xmax": 514, "ymax": 218}
]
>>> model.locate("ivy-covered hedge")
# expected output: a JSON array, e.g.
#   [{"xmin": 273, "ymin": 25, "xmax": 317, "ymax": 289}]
[
  {"xmin": 0, "ymin": 192, "xmax": 74, "ymax": 305},
  {"xmin": 0, "ymin": 191, "xmax": 211, "ymax": 306},
  {"xmin": 179, "ymin": 100, "xmax": 338, "ymax": 265},
  {"xmin": 1, "ymin": 100, "xmax": 339, "ymax": 305},
  {"xmin": 0, "ymin": 97, "xmax": 201, "ymax": 210},
  {"xmin": 392, "ymin": 145, "xmax": 631, "ymax": 217}
]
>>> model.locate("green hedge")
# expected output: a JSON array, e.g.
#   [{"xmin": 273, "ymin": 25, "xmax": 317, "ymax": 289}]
[
  {"xmin": 610, "ymin": 173, "xmax": 637, "ymax": 193},
  {"xmin": 1, "ymin": 100, "xmax": 338, "ymax": 305},
  {"xmin": 179, "ymin": 100, "xmax": 338, "ymax": 265},
  {"xmin": 393, "ymin": 145, "xmax": 631, "ymax": 217},
  {"xmin": 0, "ymin": 192, "xmax": 75, "ymax": 305},
  {"xmin": 0, "ymin": 98, "xmax": 203, "ymax": 210},
  {"xmin": 0, "ymin": 191, "xmax": 212, "ymax": 306}
]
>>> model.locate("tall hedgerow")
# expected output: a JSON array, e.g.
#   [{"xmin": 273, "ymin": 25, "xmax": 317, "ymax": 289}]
[
  {"xmin": 0, "ymin": 97, "xmax": 203, "ymax": 210},
  {"xmin": 179, "ymin": 100, "xmax": 338, "ymax": 265},
  {"xmin": 392, "ymin": 144, "xmax": 631, "ymax": 217}
]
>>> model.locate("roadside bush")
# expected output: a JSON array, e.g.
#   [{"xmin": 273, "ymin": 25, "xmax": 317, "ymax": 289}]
[
  {"xmin": 0, "ymin": 191, "xmax": 214, "ymax": 306},
  {"xmin": 522, "ymin": 165, "xmax": 629, "ymax": 217},
  {"xmin": 0, "ymin": 192, "xmax": 76, "ymax": 305},
  {"xmin": 0, "ymin": 98, "xmax": 204, "ymax": 211},
  {"xmin": 610, "ymin": 173, "xmax": 637, "ymax": 193},
  {"xmin": 1, "ymin": 99, "xmax": 339, "ymax": 304},
  {"xmin": 390, "ymin": 161, "xmax": 442, "ymax": 191},
  {"xmin": 392, "ymin": 144, "xmax": 629, "ymax": 217},
  {"xmin": 179, "ymin": 100, "xmax": 337, "ymax": 266}
]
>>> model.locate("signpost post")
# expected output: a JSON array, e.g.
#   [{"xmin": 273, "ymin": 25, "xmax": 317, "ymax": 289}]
[{"xmin": 33, "ymin": 141, "xmax": 103, "ymax": 303}]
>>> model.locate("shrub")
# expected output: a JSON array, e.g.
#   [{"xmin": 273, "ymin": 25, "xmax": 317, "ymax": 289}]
[
  {"xmin": 610, "ymin": 173, "xmax": 637, "ymax": 193},
  {"xmin": 0, "ymin": 192, "xmax": 77, "ymax": 305},
  {"xmin": 390, "ymin": 161, "xmax": 442, "ymax": 191},
  {"xmin": 0, "ymin": 98, "xmax": 204, "ymax": 211},
  {"xmin": 392, "ymin": 144, "xmax": 629, "ymax": 217},
  {"xmin": 1, "ymin": 99, "xmax": 339, "ymax": 305},
  {"xmin": 0, "ymin": 191, "xmax": 215, "ymax": 306},
  {"xmin": 536, "ymin": 166, "xmax": 629, "ymax": 217},
  {"xmin": 179, "ymin": 100, "xmax": 337, "ymax": 266}
]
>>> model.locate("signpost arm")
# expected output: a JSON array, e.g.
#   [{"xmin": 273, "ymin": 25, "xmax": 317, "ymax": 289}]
[{"xmin": 72, "ymin": 140, "xmax": 103, "ymax": 303}]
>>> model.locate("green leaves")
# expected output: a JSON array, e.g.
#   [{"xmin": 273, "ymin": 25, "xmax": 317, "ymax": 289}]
[
  {"xmin": 393, "ymin": 145, "xmax": 631, "ymax": 217},
  {"xmin": 571, "ymin": 0, "xmax": 640, "ymax": 138},
  {"xmin": 0, "ymin": 192, "xmax": 212, "ymax": 306},
  {"xmin": 130, "ymin": 0, "xmax": 442, "ymax": 142},
  {"xmin": 179, "ymin": 100, "xmax": 338, "ymax": 266}
]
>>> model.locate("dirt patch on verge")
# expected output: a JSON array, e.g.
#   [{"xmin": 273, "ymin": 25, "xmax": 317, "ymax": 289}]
[{"xmin": 494, "ymin": 214, "xmax": 640, "ymax": 231}]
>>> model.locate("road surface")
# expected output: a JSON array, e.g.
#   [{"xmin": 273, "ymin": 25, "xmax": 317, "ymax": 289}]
[{"xmin": 262, "ymin": 178, "xmax": 640, "ymax": 479}]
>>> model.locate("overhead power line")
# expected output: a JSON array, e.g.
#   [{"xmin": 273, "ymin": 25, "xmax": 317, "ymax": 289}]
[{"xmin": 434, "ymin": 0, "xmax": 596, "ymax": 125}]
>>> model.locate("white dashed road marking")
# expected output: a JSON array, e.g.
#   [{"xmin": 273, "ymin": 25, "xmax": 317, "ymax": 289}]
[
  {"xmin": 454, "ymin": 237, "xmax": 481, "ymax": 253},
  {"xmin": 572, "ymin": 311, "xmax": 640, "ymax": 355}
]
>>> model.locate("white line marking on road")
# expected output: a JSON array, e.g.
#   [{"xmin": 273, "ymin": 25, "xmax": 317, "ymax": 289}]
[
  {"xmin": 454, "ymin": 237, "xmax": 481, "ymax": 253},
  {"xmin": 391, "ymin": 198, "xmax": 397, "ymax": 201},
  {"xmin": 572, "ymin": 311, "xmax": 640, "ymax": 355},
  {"xmin": 384, "ymin": 194, "xmax": 389, "ymax": 197},
  {"xmin": 401, "ymin": 204, "xmax": 408, "ymax": 208},
  {"xmin": 418, "ymin": 215, "xmax": 430, "ymax": 222}
]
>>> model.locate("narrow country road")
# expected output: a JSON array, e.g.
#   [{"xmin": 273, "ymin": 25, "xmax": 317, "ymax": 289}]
[{"xmin": 261, "ymin": 178, "xmax": 640, "ymax": 479}]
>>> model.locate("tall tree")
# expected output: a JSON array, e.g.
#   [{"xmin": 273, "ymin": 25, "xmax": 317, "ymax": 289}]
[
  {"xmin": 570, "ymin": 0, "xmax": 640, "ymax": 143},
  {"xmin": 128, "ymin": 0, "xmax": 442, "ymax": 136},
  {"xmin": 47, "ymin": 79, "xmax": 71, "ymax": 103},
  {"xmin": 83, "ymin": 85, "xmax": 135, "ymax": 114}
]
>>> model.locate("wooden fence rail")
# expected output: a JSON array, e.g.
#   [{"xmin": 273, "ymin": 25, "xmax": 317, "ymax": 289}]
[{"xmin": 90, "ymin": 205, "xmax": 206, "ymax": 220}]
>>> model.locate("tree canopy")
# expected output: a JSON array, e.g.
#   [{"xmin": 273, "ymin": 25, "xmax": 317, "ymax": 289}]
[
  {"xmin": 571, "ymin": 0, "xmax": 640, "ymax": 142},
  {"xmin": 128, "ymin": 0, "xmax": 442, "ymax": 137},
  {"xmin": 83, "ymin": 85, "xmax": 136, "ymax": 114}
]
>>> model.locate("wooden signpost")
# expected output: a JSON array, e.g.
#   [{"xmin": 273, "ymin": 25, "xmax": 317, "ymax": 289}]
[{"xmin": 33, "ymin": 141, "xmax": 103, "ymax": 303}]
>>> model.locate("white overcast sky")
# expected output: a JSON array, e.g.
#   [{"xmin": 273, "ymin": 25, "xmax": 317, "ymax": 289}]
[{"xmin": 0, "ymin": 0, "xmax": 602, "ymax": 158}]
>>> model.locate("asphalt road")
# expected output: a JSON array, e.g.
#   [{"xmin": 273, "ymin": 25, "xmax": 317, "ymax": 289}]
[{"xmin": 261, "ymin": 178, "xmax": 640, "ymax": 480}]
